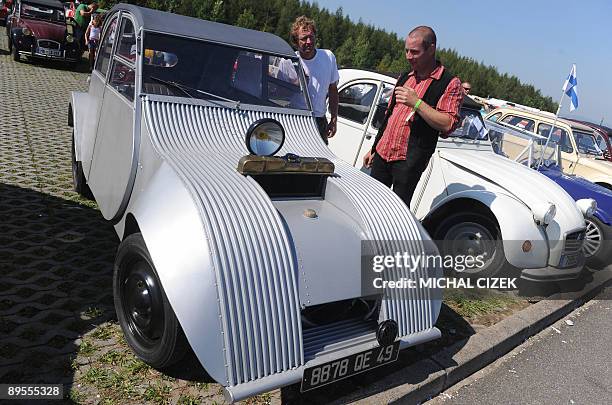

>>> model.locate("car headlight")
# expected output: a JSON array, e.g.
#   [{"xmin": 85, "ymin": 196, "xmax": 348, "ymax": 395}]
[
  {"xmin": 245, "ymin": 118, "xmax": 285, "ymax": 156},
  {"xmin": 575, "ymin": 198, "xmax": 597, "ymax": 217},
  {"xmin": 532, "ymin": 202, "xmax": 556, "ymax": 225},
  {"xmin": 22, "ymin": 27, "xmax": 32, "ymax": 36},
  {"xmin": 66, "ymin": 34, "xmax": 74, "ymax": 43}
]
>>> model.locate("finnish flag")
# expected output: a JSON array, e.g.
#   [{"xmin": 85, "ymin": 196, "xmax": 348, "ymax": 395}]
[{"xmin": 562, "ymin": 64, "xmax": 578, "ymax": 111}]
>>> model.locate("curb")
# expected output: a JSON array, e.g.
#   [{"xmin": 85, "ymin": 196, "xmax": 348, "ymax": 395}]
[{"xmin": 327, "ymin": 267, "xmax": 612, "ymax": 404}]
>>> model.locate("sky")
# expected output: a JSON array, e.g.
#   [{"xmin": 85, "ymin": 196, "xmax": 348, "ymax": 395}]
[{"xmin": 313, "ymin": 0, "xmax": 612, "ymax": 127}]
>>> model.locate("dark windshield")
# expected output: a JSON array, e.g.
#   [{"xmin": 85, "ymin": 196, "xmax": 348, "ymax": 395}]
[
  {"xmin": 21, "ymin": 2, "xmax": 64, "ymax": 22},
  {"xmin": 141, "ymin": 32, "xmax": 310, "ymax": 111}
]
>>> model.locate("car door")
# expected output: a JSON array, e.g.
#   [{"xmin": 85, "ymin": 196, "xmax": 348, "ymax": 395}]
[
  {"xmin": 88, "ymin": 14, "xmax": 138, "ymax": 221},
  {"xmin": 358, "ymin": 81, "xmax": 395, "ymax": 168},
  {"xmin": 328, "ymin": 80, "xmax": 381, "ymax": 165},
  {"xmin": 80, "ymin": 13, "xmax": 118, "ymax": 176}
]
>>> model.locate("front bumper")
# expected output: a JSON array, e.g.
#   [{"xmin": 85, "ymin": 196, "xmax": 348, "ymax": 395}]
[
  {"xmin": 520, "ymin": 253, "xmax": 585, "ymax": 282},
  {"xmin": 18, "ymin": 49, "xmax": 79, "ymax": 62},
  {"xmin": 222, "ymin": 327, "xmax": 441, "ymax": 403}
]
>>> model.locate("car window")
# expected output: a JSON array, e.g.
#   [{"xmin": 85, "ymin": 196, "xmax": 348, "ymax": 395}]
[
  {"xmin": 21, "ymin": 2, "xmax": 64, "ymax": 22},
  {"xmin": 140, "ymin": 32, "xmax": 310, "ymax": 110},
  {"xmin": 595, "ymin": 133, "xmax": 608, "ymax": 151},
  {"xmin": 538, "ymin": 123, "xmax": 572, "ymax": 153},
  {"xmin": 94, "ymin": 16, "xmax": 118, "ymax": 77},
  {"xmin": 574, "ymin": 131, "xmax": 603, "ymax": 156},
  {"xmin": 501, "ymin": 114, "xmax": 535, "ymax": 132},
  {"xmin": 338, "ymin": 82, "xmax": 378, "ymax": 125},
  {"xmin": 487, "ymin": 112, "xmax": 502, "ymax": 122},
  {"xmin": 371, "ymin": 82, "xmax": 393, "ymax": 130},
  {"xmin": 450, "ymin": 109, "xmax": 489, "ymax": 140},
  {"xmin": 109, "ymin": 60, "xmax": 135, "ymax": 101},
  {"xmin": 115, "ymin": 17, "xmax": 136, "ymax": 62}
]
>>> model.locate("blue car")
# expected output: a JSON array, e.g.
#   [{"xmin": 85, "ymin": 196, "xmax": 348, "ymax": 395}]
[{"xmin": 486, "ymin": 118, "xmax": 612, "ymax": 269}]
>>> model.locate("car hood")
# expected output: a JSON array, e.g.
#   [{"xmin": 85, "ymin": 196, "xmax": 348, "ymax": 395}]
[
  {"xmin": 438, "ymin": 149, "xmax": 583, "ymax": 226},
  {"xmin": 539, "ymin": 166, "xmax": 612, "ymax": 224},
  {"xmin": 22, "ymin": 19, "xmax": 65, "ymax": 40}
]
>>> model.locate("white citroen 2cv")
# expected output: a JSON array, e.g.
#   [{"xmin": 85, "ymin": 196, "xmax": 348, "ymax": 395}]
[{"xmin": 69, "ymin": 4, "xmax": 442, "ymax": 401}]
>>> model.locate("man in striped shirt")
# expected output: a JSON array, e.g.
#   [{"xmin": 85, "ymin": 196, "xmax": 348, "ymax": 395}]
[{"xmin": 363, "ymin": 26, "xmax": 464, "ymax": 207}]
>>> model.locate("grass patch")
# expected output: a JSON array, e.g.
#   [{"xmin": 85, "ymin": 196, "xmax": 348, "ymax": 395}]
[
  {"xmin": 83, "ymin": 306, "xmax": 103, "ymax": 319},
  {"xmin": 68, "ymin": 387, "xmax": 85, "ymax": 403},
  {"xmin": 91, "ymin": 324, "xmax": 114, "ymax": 340},
  {"xmin": 99, "ymin": 350, "xmax": 129, "ymax": 367},
  {"xmin": 142, "ymin": 382, "xmax": 171, "ymax": 404},
  {"xmin": 78, "ymin": 340, "xmax": 96, "ymax": 356},
  {"xmin": 444, "ymin": 288, "xmax": 521, "ymax": 319}
]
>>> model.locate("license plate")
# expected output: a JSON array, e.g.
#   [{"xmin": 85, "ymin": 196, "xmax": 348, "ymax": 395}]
[
  {"xmin": 560, "ymin": 252, "xmax": 579, "ymax": 268},
  {"xmin": 37, "ymin": 47, "xmax": 61, "ymax": 57},
  {"xmin": 301, "ymin": 341, "xmax": 400, "ymax": 392}
]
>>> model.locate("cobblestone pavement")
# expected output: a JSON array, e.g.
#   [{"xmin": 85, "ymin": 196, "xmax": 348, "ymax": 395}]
[{"xmin": 0, "ymin": 31, "xmax": 118, "ymax": 384}]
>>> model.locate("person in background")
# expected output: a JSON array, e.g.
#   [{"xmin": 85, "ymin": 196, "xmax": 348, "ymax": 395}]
[
  {"xmin": 363, "ymin": 26, "xmax": 463, "ymax": 206},
  {"xmin": 462, "ymin": 81, "xmax": 472, "ymax": 95},
  {"xmin": 85, "ymin": 13, "xmax": 102, "ymax": 70},
  {"xmin": 290, "ymin": 16, "xmax": 339, "ymax": 144},
  {"xmin": 74, "ymin": 1, "xmax": 97, "ymax": 50}
]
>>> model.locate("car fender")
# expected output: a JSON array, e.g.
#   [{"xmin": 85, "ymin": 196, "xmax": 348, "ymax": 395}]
[
  {"xmin": 124, "ymin": 162, "xmax": 228, "ymax": 384},
  {"xmin": 425, "ymin": 190, "xmax": 549, "ymax": 269},
  {"xmin": 70, "ymin": 91, "xmax": 98, "ymax": 165}
]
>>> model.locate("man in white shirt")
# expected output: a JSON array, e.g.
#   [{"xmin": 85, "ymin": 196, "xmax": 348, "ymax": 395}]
[{"xmin": 291, "ymin": 16, "xmax": 339, "ymax": 144}]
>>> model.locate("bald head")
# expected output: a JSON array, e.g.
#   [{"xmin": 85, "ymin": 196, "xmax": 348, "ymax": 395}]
[{"xmin": 408, "ymin": 26, "xmax": 436, "ymax": 50}]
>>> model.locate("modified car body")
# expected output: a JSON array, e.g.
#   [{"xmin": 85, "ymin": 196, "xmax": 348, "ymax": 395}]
[
  {"xmin": 486, "ymin": 119, "xmax": 611, "ymax": 269},
  {"xmin": 69, "ymin": 4, "xmax": 444, "ymax": 401},
  {"xmin": 5, "ymin": 0, "xmax": 80, "ymax": 65},
  {"xmin": 329, "ymin": 69, "xmax": 588, "ymax": 282},
  {"xmin": 485, "ymin": 106, "xmax": 612, "ymax": 190}
]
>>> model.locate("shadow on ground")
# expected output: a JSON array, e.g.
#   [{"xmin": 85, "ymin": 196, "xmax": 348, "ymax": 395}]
[{"xmin": 0, "ymin": 183, "xmax": 117, "ymax": 388}]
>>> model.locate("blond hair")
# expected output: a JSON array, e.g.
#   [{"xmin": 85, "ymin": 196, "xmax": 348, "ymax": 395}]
[{"xmin": 291, "ymin": 16, "xmax": 316, "ymax": 45}]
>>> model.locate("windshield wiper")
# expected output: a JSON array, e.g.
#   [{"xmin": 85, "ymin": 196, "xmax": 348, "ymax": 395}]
[{"xmin": 149, "ymin": 76, "xmax": 240, "ymax": 108}]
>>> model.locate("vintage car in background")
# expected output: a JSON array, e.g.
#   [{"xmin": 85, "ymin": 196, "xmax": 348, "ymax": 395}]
[
  {"xmin": 69, "ymin": 4, "xmax": 444, "ymax": 401},
  {"xmin": 329, "ymin": 69, "xmax": 588, "ymax": 282},
  {"xmin": 566, "ymin": 118, "xmax": 612, "ymax": 162},
  {"xmin": 0, "ymin": 0, "xmax": 12, "ymax": 26},
  {"xmin": 486, "ymin": 119, "xmax": 611, "ymax": 269},
  {"xmin": 5, "ymin": 0, "xmax": 80, "ymax": 66},
  {"xmin": 485, "ymin": 107, "xmax": 612, "ymax": 190}
]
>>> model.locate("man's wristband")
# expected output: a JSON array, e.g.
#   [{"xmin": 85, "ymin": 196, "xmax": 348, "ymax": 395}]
[{"xmin": 414, "ymin": 99, "xmax": 422, "ymax": 111}]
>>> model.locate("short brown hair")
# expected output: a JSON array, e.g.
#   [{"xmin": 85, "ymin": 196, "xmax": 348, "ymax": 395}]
[
  {"xmin": 291, "ymin": 16, "xmax": 316, "ymax": 45},
  {"xmin": 409, "ymin": 26, "xmax": 437, "ymax": 49}
]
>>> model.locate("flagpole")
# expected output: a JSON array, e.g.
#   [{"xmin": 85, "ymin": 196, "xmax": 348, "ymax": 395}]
[
  {"xmin": 536, "ymin": 91, "xmax": 565, "ymax": 168},
  {"xmin": 537, "ymin": 64, "xmax": 576, "ymax": 168}
]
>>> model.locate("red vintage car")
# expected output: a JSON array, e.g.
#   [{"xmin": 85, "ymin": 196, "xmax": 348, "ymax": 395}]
[
  {"xmin": 5, "ymin": 0, "xmax": 81, "ymax": 67},
  {"xmin": 0, "ymin": 0, "xmax": 13, "ymax": 26}
]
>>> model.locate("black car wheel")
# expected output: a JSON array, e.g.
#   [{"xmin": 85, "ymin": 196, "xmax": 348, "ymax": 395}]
[
  {"xmin": 583, "ymin": 217, "xmax": 612, "ymax": 269},
  {"xmin": 114, "ymin": 233, "xmax": 189, "ymax": 369},
  {"xmin": 12, "ymin": 42, "xmax": 19, "ymax": 62},
  {"xmin": 433, "ymin": 212, "xmax": 509, "ymax": 277},
  {"xmin": 71, "ymin": 132, "xmax": 94, "ymax": 200}
]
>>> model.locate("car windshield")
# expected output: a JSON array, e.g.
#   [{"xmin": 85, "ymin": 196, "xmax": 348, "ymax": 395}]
[
  {"xmin": 574, "ymin": 130, "xmax": 604, "ymax": 156},
  {"xmin": 449, "ymin": 108, "xmax": 489, "ymax": 140},
  {"xmin": 21, "ymin": 2, "xmax": 64, "ymax": 22},
  {"xmin": 141, "ymin": 32, "xmax": 310, "ymax": 111},
  {"xmin": 486, "ymin": 119, "xmax": 560, "ymax": 168}
]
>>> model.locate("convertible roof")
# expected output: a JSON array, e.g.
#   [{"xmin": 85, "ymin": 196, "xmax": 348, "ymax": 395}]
[
  {"xmin": 22, "ymin": 0, "xmax": 63, "ymax": 8},
  {"xmin": 108, "ymin": 3, "xmax": 295, "ymax": 57}
]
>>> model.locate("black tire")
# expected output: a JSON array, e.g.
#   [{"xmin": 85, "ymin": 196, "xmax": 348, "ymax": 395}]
[
  {"xmin": 71, "ymin": 133, "xmax": 94, "ymax": 200},
  {"xmin": 583, "ymin": 216, "xmax": 612, "ymax": 269},
  {"xmin": 433, "ymin": 212, "xmax": 509, "ymax": 278},
  {"xmin": 114, "ymin": 233, "xmax": 189, "ymax": 369},
  {"xmin": 12, "ymin": 42, "xmax": 19, "ymax": 62}
]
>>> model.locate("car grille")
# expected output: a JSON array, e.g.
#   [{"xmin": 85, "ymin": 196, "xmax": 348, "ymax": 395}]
[
  {"xmin": 303, "ymin": 318, "xmax": 378, "ymax": 361},
  {"xmin": 37, "ymin": 40, "xmax": 60, "ymax": 50},
  {"xmin": 564, "ymin": 230, "xmax": 585, "ymax": 253}
]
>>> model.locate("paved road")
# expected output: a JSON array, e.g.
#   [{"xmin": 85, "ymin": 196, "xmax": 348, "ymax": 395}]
[{"xmin": 429, "ymin": 284, "xmax": 612, "ymax": 405}]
